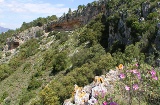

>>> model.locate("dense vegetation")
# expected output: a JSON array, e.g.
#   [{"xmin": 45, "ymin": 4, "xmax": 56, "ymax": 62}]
[{"xmin": 0, "ymin": 0, "xmax": 160, "ymax": 104}]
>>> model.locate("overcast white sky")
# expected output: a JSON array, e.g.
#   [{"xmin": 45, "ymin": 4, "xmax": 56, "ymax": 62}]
[{"xmin": 0, "ymin": 0, "xmax": 95, "ymax": 29}]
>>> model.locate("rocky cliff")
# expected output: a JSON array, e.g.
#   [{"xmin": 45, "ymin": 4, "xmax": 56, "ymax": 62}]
[{"xmin": 3, "ymin": 0, "xmax": 160, "ymax": 52}]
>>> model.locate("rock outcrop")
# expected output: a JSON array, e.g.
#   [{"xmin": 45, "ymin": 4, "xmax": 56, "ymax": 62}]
[
  {"xmin": 63, "ymin": 70, "xmax": 119, "ymax": 105},
  {"xmin": 142, "ymin": 2, "xmax": 150, "ymax": 19},
  {"xmin": 154, "ymin": 23, "xmax": 160, "ymax": 51},
  {"xmin": 3, "ymin": 26, "xmax": 44, "ymax": 51},
  {"xmin": 46, "ymin": 0, "xmax": 108, "ymax": 32}
]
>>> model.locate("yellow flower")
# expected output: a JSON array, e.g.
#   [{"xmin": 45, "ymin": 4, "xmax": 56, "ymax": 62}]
[{"xmin": 118, "ymin": 64, "xmax": 124, "ymax": 70}]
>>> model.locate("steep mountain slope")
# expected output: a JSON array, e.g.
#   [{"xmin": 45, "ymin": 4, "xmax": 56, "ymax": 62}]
[{"xmin": 0, "ymin": 0, "xmax": 160, "ymax": 105}]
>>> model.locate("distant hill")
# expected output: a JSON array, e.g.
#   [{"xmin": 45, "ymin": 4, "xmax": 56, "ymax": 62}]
[{"xmin": 0, "ymin": 26, "xmax": 10, "ymax": 33}]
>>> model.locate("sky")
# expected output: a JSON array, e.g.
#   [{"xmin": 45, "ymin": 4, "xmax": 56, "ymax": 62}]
[{"xmin": 0, "ymin": 0, "xmax": 95, "ymax": 29}]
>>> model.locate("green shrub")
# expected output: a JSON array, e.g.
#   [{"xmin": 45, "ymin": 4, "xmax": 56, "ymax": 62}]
[
  {"xmin": 0, "ymin": 64, "xmax": 12, "ymax": 81},
  {"xmin": 51, "ymin": 52, "xmax": 67, "ymax": 74},
  {"xmin": 54, "ymin": 31, "xmax": 69, "ymax": 44},
  {"xmin": 5, "ymin": 52, "xmax": 11, "ymax": 57},
  {"xmin": 0, "ymin": 91, "xmax": 9, "ymax": 102},
  {"xmin": 79, "ymin": 13, "xmax": 105, "ymax": 45},
  {"xmin": 41, "ymin": 49, "xmax": 57, "ymax": 71},
  {"xmin": 27, "ymin": 78, "xmax": 42, "ymax": 91},
  {"xmin": 8, "ymin": 56, "xmax": 22, "ymax": 70},
  {"xmin": 35, "ymin": 30, "xmax": 43, "ymax": 37},
  {"xmin": 19, "ymin": 91, "xmax": 35, "ymax": 105},
  {"xmin": 40, "ymin": 86, "xmax": 60, "ymax": 105},
  {"xmin": 19, "ymin": 39, "xmax": 39, "ymax": 59}
]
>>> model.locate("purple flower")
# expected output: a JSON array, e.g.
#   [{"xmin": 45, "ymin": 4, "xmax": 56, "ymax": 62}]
[
  {"xmin": 133, "ymin": 84, "xmax": 139, "ymax": 90},
  {"xmin": 132, "ymin": 69, "xmax": 138, "ymax": 74},
  {"xmin": 110, "ymin": 102, "xmax": 118, "ymax": 105},
  {"xmin": 152, "ymin": 76, "xmax": 158, "ymax": 80},
  {"xmin": 125, "ymin": 85, "xmax": 130, "ymax": 91},
  {"xmin": 135, "ymin": 63, "xmax": 138, "ymax": 67},
  {"xmin": 137, "ymin": 72, "xmax": 141, "ymax": 79},
  {"xmin": 119, "ymin": 73, "xmax": 126, "ymax": 79},
  {"xmin": 101, "ymin": 90, "xmax": 106, "ymax": 98},
  {"xmin": 103, "ymin": 101, "xmax": 108, "ymax": 105},
  {"xmin": 150, "ymin": 69, "xmax": 156, "ymax": 76}
]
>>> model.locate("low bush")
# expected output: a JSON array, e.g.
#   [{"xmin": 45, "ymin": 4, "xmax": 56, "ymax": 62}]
[{"xmin": 27, "ymin": 78, "xmax": 42, "ymax": 91}]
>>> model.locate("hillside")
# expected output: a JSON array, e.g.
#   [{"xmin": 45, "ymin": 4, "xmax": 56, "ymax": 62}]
[{"xmin": 0, "ymin": 0, "xmax": 160, "ymax": 105}]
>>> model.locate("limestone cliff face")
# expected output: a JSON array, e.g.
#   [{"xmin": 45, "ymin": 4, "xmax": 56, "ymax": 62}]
[
  {"xmin": 44, "ymin": 0, "xmax": 160, "ymax": 49},
  {"xmin": 108, "ymin": 15, "xmax": 132, "ymax": 48},
  {"xmin": 46, "ymin": 0, "xmax": 108, "ymax": 32},
  {"xmin": 3, "ymin": 26, "xmax": 44, "ymax": 51}
]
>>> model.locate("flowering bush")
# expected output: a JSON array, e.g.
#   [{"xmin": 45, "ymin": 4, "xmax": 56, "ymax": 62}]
[{"xmin": 117, "ymin": 63, "xmax": 160, "ymax": 105}]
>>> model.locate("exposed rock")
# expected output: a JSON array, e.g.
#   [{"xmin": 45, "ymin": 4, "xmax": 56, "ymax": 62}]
[
  {"xmin": 108, "ymin": 18, "xmax": 132, "ymax": 48},
  {"xmin": 63, "ymin": 70, "xmax": 119, "ymax": 105},
  {"xmin": 142, "ymin": 2, "xmax": 150, "ymax": 19},
  {"xmin": 154, "ymin": 23, "xmax": 160, "ymax": 51},
  {"xmin": 3, "ymin": 26, "xmax": 43, "ymax": 51}
]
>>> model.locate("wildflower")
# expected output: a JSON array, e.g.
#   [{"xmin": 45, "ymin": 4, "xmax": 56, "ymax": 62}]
[
  {"xmin": 152, "ymin": 76, "xmax": 158, "ymax": 80},
  {"xmin": 119, "ymin": 73, "xmax": 126, "ymax": 79},
  {"xmin": 103, "ymin": 101, "xmax": 108, "ymax": 105},
  {"xmin": 101, "ymin": 90, "xmax": 106, "ymax": 98},
  {"xmin": 135, "ymin": 63, "xmax": 138, "ymax": 67},
  {"xmin": 88, "ymin": 97, "xmax": 97, "ymax": 104},
  {"xmin": 132, "ymin": 69, "xmax": 138, "ymax": 74},
  {"xmin": 110, "ymin": 102, "xmax": 118, "ymax": 105},
  {"xmin": 150, "ymin": 69, "xmax": 156, "ymax": 76},
  {"xmin": 133, "ymin": 84, "xmax": 139, "ymax": 90},
  {"xmin": 125, "ymin": 85, "xmax": 130, "ymax": 91},
  {"xmin": 118, "ymin": 64, "xmax": 124, "ymax": 70},
  {"xmin": 137, "ymin": 72, "xmax": 141, "ymax": 80}
]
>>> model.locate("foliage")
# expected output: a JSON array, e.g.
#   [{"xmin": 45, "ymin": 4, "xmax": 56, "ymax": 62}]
[
  {"xmin": 112, "ymin": 43, "xmax": 145, "ymax": 65},
  {"xmin": 51, "ymin": 52, "xmax": 68, "ymax": 74},
  {"xmin": 19, "ymin": 39, "xmax": 39, "ymax": 59},
  {"xmin": 79, "ymin": 14, "xmax": 105, "ymax": 45},
  {"xmin": 0, "ymin": 91, "xmax": 9, "ymax": 102},
  {"xmin": 20, "ymin": 15, "xmax": 57, "ymax": 32},
  {"xmin": 41, "ymin": 49, "xmax": 58, "ymax": 71},
  {"xmin": 55, "ymin": 31, "xmax": 69, "ymax": 44},
  {"xmin": 40, "ymin": 86, "xmax": 60, "ymax": 105},
  {"xmin": 35, "ymin": 30, "xmax": 44, "ymax": 37},
  {"xmin": 19, "ymin": 91, "xmax": 35, "ymax": 105},
  {"xmin": 0, "ymin": 64, "xmax": 12, "ymax": 81},
  {"xmin": 27, "ymin": 78, "xmax": 42, "ymax": 91}
]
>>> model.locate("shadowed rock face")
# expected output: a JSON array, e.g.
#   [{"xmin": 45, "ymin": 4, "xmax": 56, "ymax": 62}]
[
  {"xmin": 8, "ymin": 42, "xmax": 19, "ymax": 50},
  {"xmin": 142, "ymin": 2, "xmax": 150, "ymax": 19},
  {"xmin": 49, "ymin": 19, "xmax": 82, "ymax": 31},
  {"xmin": 46, "ymin": 0, "xmax": 108, "ymax": 32}
]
